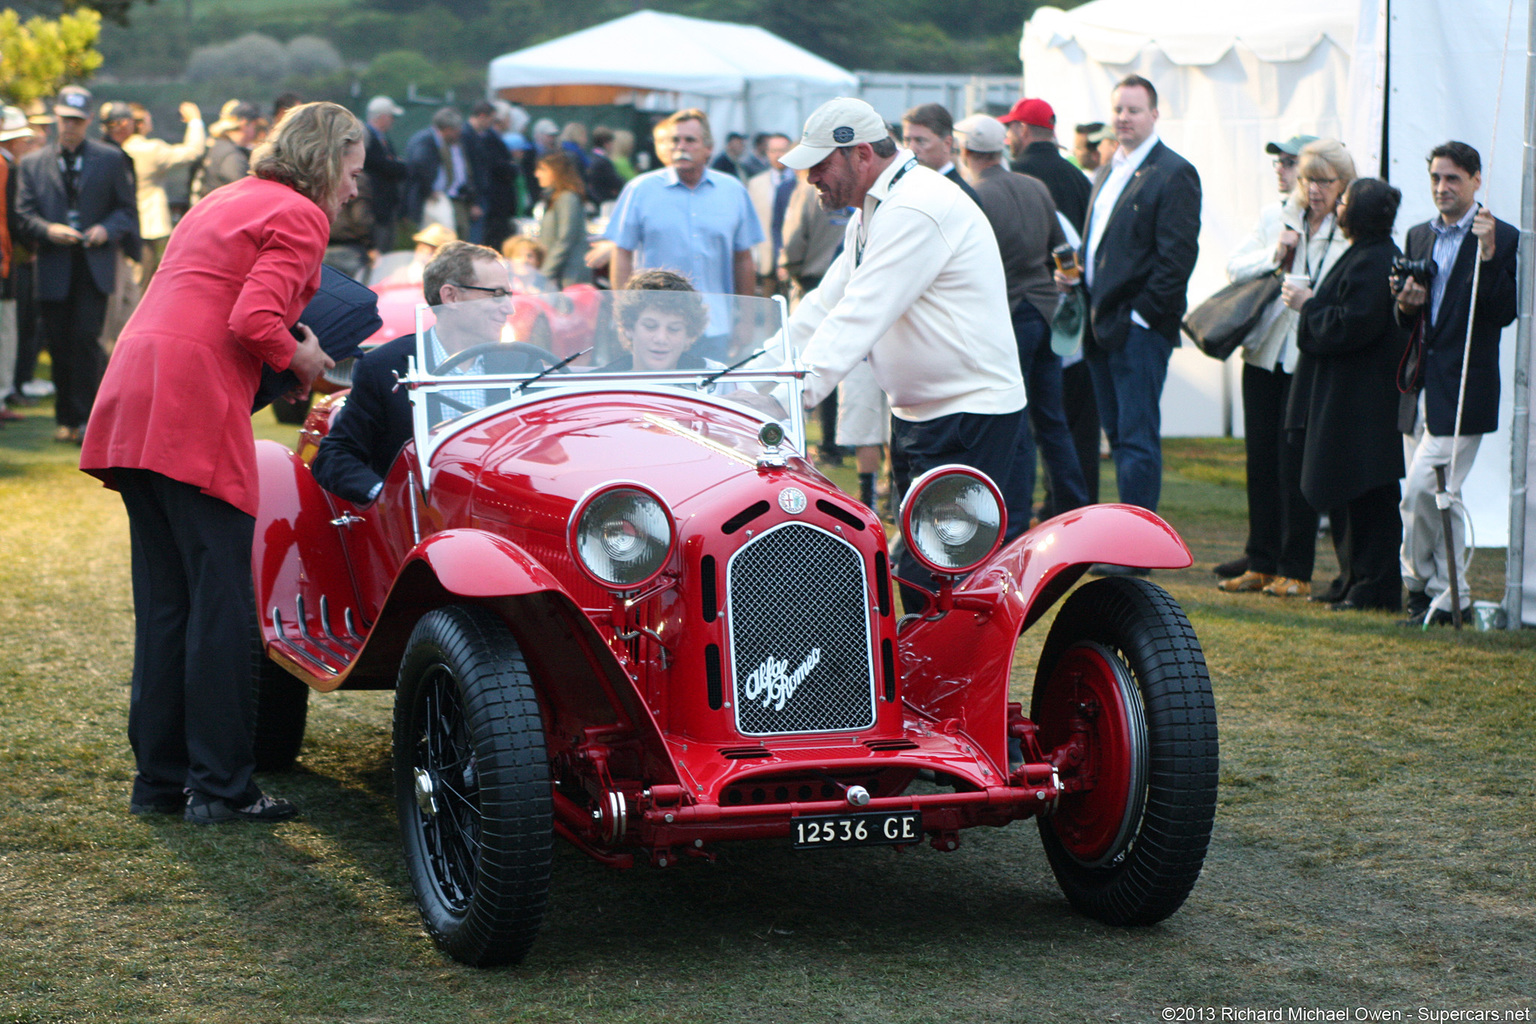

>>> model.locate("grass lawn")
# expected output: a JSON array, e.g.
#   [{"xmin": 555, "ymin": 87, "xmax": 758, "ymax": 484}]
[{"xmin": 1, "ymin": 397, "xmax": 1532, "ymax": 1023}]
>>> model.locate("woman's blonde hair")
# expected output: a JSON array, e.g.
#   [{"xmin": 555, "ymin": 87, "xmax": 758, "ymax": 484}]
[
  {"xmin": 1292, "ymin": 138, "xmax": 1357, "ymax": 208},
  {"xmin": 250, "ymin": 101, "xmax": 364, "ymax": 210}
]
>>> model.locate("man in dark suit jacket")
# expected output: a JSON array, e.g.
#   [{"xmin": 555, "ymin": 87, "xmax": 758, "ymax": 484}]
[
  {"xmin": 1062, "ymin": 75, "xmax": 1200, "ymax": 542},
  {"xmin": 1000, "ymin": 96, "xmax": 1098, "ymax": 515},
  {"xmin": 464, "ymin": 101, "xmax": 517, "ymax": 251},
  {"xmin": 363, "ymin": 95, "xmax": 409, "ymax": 254},
  {"xmin": 311, "ymin": 242, "xmax": 541, "ymax": 505},
  {"xmin": 1392, "ymin": 141, "xmax": 1518, "ymax": 625},
  {"xmin": 901, "ymin": 103, "xmax": 981, "ymax": 207},
  {"xmin": 402, "ymin": 108, "xmax": 477, "ymax": 240},
  {"xmin": 14, "ymin": 85, "xmax": 139, "ymax": 440},
  {"xmin": 1000, "ymin": 97, "xmax": 1090, "ymax": 234}
]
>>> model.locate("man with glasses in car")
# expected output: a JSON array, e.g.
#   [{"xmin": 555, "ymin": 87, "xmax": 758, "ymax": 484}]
[{"xmin": 312, "ymin": 241, "xmax": 538, "ymax": 505}]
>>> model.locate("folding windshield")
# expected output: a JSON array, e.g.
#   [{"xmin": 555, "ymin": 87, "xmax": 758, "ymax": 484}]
[{"xmin": 405, "ymin": 290, "xmax": 804, "ymax": 474}]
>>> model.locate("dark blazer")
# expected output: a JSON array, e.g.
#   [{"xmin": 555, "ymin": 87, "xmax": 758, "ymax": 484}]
[
  {"xmin": 196, "ymin": 137, "xmax": 250, "ymax": 201},
  {"xmin": 14, "ymin": 139, "xmax": 139, "ymax": 300},
  {"xmin": 1014, "ymin": 140, "xmax": 1090, "ymax": 234},
  {"xmin": 311, "ymin": 332, "xmax": 544, "ymax": 505},
  {"xmin": 1286, "ymin": 236, "xmax": 1407, "ymax": 511},
  {"xmin": 465, "ymin": 127, "xmax": 517, "ymax": 220},
  {"xmin": 253, "ymin": 265, "xmax": 382, "ymax": 412},
  {"xmin": 970, "ymin": 163, "xmax": 1066, "ymax": 323},
  {"xmin": 1393, "ymin": 214, "xmax": 1518, "ymax": 436},
  {"xmin": 1081, "ymin": 140, "xmax": 1201, "ymax": 351},
  {"xmin": 402, "ymin": 128, "xmax": 476, "ymax": 225},
  {"xmin": 311, "ymin": 333, "xmax": 415, "ymax": 505},
  {"xmin": 364, "ymin": 123, "xmax": 408, "ymax": 227},
  {"xmin": 942, "ymin": 165, "xmax": 982, "ymax": 207}
]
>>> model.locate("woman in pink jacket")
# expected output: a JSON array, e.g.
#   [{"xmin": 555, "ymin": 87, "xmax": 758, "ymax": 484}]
[{"xmin": 81, "ymin": 101, "xmax": 363, "ymax": 824}]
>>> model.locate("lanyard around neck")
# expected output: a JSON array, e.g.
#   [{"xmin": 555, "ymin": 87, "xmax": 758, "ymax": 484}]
[{"xmin": 855, "ymin": 158, "xmax": 917, "ymax": 268}]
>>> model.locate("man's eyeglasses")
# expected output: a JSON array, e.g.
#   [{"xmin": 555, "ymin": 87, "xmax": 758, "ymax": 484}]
[
  {"xmin": 1272, "ymin": 156, "xmax": 1298, "ymax": 169},
  {"xmin": 454, "ymin": 282, "xmax": 513, "ymax": 299}
]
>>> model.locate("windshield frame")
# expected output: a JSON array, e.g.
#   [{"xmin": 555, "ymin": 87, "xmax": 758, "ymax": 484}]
[{"xmin": 402, "ymin": 293, "xmax": 806, "ymax": 491}]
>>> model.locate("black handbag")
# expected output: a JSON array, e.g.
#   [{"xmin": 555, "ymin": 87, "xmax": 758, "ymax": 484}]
[{"xmin": 1181, "ymin": 272, "xmax": 1283, "ymax": 360}]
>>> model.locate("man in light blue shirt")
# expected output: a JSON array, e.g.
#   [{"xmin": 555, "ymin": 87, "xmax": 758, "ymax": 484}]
[{"xmin": 605, "ymin": 108, "xmax": 763, "ymax": 360}]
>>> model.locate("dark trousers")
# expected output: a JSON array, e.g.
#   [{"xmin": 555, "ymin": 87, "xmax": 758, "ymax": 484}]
[
  {"xmin": 1085, "ymin": 322, "xmax": 1172, "ymax": 511},
  {"xmin": 1329, "ymin": 481, "xmax": 1403, "ymax": 609},
  {"xmin": 12, "ymin": 261, "xmax": 42, "ymax": 389},
  {"xmin": 117, "ymin": 469, "xmax": 260, "ymax": 806},
  {"xmin": 1241, "ymin": 363, "xmax": 1318, "ymax": 579},
  {"xmin": 890, "ymin": 408, "xmax": 1021, "ymax": 609},
  {"xmin": 1041, "ymin": 358, "xmax": 1100, "ymax": 517},
  {"xmin": 1004, "ymin": 301, "xmax": 1089, "ymax": 540},
  {"xmin": 817, "ymin": 387, "xmax": 843, "ymax": 458},
  {"xmin": 38, "ymin": 252, "xmax": 109, "ymax": 428}
]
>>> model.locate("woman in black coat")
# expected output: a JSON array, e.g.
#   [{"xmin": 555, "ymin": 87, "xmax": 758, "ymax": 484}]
[{"xmin": 1283, "ymin": 178, "xmax": 1408, "ymax": 611}]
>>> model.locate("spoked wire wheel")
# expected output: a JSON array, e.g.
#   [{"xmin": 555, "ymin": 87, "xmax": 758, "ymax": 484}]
[{"xmin": 394, "ymin": 605, "xmax": 551, "ymax": 966}]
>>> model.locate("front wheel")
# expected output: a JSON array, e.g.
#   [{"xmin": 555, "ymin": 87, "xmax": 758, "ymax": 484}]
[
  {"xmin": 393, "ymin": 605, "xmax": 552, "ymax": 966},
  {"xmin": 1031, "ymin": 576, "xmax": 1218, "ymax": 925}
]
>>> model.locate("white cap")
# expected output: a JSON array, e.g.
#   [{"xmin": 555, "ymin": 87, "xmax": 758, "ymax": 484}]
[
  {"xmin": 0, "ymin": 105, "xmax": 31, "ymax": 142},
  {"xmin": 367, "ymin": 95, "xmax": 404, "ymax": 119},
  {"xmin": 954, "ymin": 114, "xmax": 1006, "ymax": 154},
  {"xmin": 781, "ymin": 97, "xmax": 888, "ymax": 171}
]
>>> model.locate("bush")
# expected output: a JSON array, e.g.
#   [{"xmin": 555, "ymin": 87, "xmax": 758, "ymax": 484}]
[
  {"xmin": 185, "ymin": 32, "xmax": 289, "ymax": 84},
  {"xmin": 285, "ymin": 35, "xmax": 343, "ymax": 79}
]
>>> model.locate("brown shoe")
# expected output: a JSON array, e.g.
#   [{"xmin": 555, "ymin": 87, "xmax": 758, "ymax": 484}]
[
  {"xmin": 1263, "ymin": 577, "xmax": 1310, "ymax": 598},
  {"xmin": 1217, "ymin": 570, "xmax": 1275, "ymax": 593}
]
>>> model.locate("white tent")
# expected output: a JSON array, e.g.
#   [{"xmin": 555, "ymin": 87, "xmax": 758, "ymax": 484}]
[
  {"xmin": 1022, "ymin": 0, "xmax": 1535, "ymax": 623},
  {"xmin": 486, "ymin": 10, "xmax": 857, "ymax": 138}
]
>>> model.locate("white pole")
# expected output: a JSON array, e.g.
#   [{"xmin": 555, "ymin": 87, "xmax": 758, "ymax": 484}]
[{"xmin": 1503, "ymin": 0, "xmax": 1536, "ymax": 628}]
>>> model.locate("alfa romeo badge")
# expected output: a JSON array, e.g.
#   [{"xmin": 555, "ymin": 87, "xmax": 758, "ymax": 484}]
[{"xmin": 778, "ymin": 487, "xmax": 808, "ymax": 514}]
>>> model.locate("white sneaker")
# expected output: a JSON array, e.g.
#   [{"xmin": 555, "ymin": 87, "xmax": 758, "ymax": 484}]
[{"xmin": 20, "ymin": 380, "xmax": 55, "ymax": 398}]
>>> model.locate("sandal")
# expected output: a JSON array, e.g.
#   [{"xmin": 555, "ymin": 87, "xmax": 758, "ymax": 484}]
[{"xmin": 1263, "ymin": 577, "xmax": 1310, "ymax": 598}]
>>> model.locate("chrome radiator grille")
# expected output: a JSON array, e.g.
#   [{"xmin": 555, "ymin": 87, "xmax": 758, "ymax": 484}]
[{"xmin": 725, "ymin": 522, "xmax": 876, "ymax": 735}]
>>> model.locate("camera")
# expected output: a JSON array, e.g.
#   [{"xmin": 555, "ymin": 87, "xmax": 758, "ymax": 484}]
[{"xmin": 1390, "ymin": 256, "xmax": 1436, "ymax": 293}]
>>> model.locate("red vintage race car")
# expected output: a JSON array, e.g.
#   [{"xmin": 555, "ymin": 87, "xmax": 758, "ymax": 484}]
[{"xmin": 253, "ymin": 292, "xmax": 1218, "ymax": 967}]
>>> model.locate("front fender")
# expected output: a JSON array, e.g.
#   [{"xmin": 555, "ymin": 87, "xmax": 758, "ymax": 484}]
[
  {"xmin": 896, "ymin": 504, "xmax": 1191, "ymax": 772},
  {"xmin": 406, "ymin": 528, "xmax": 569, "ymax": 598}
]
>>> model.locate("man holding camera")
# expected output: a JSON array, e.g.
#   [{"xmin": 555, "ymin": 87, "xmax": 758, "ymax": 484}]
[{"xmin": 1393, "ymin": 141, "xmax": 1518, "ymax": 626}]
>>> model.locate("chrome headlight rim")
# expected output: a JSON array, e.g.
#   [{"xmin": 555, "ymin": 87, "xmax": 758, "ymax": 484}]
[
  {"xmin": 898, "ymin": 464, "xmax": 1007, "ymax": 576},
  {"xmin": 567, "ymin": 482, "xmax": 677, "ymax": 592}
]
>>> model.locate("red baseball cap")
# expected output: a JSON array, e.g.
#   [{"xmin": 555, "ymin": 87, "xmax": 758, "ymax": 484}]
[{"xmin": 998, "ymin": 98, "xmax": 1055, "ymax": 129}]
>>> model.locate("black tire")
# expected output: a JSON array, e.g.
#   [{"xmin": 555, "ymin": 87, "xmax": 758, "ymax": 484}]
[
  {"xmin": 253, "ymin": 656, "xmax": 310, "ymax": 773},
  {"xmin": 251, "ymin": 613, "xmax": 308, "ymax": 773},
  {"xmin": 393, "ymin": 605, "xmax": 552, "ymax": 967},
  {"xmin": 1030, "ymin": 576, "xmax": 1218, "ymax": 925}
]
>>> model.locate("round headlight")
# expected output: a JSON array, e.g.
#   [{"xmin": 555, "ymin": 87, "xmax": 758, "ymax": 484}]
[
  {"xmin": 900, "ymin": 466, "xmax": 1006, "ymax": 575},
  {"xmin": 569, "ymin": 485, "xmax": 675, "ymax": 590}
]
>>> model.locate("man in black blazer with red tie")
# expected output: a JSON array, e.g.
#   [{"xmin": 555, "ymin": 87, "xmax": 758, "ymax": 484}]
[
  {"xmin": 1059, "ymin": 75, "xmax": 1200, "ymax": 572},
  {"xmin": 14, "ymin": 85, "xmax": 139, "ymax": 443},
  {"xmin": 1392, "ymin": 141, "xmax": 1518, "ymax": 626}
]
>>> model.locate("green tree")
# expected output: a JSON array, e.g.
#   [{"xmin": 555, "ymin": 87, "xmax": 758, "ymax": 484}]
[
  {"xmin": 0, "ymin": 7, "xmax": 104, "ymax": 106},
  {"xmin": 6, "ymin": 1, "xmax": 155, "ymax": 29}
]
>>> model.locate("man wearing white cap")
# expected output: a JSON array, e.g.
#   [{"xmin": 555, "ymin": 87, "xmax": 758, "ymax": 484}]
[
  {"xmin": 364, "ymin": 95, "xmax": 408, "ymax": 253},
  {"xmin": 955, "ymin": 114, "xmax": 1087, "ymax": 539},
  {"xmin": 782, "ymin": 97, "xmax": 1024, "ymax": 598}
]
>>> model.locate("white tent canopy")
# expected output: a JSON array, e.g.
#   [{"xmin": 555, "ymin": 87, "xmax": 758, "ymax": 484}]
[
  {"xmin": 1022, "ymin": 0, "xmax": 1535, "ymax": 621},
  {"xmin": 487, "ymin": 10, "xmax": 857, "ymax": 137}
]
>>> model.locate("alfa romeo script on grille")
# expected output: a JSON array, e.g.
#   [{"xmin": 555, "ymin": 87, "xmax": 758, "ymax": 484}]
[{"xmin": 791, "ymin": 809, "xmax": 921, "ymax": 849}]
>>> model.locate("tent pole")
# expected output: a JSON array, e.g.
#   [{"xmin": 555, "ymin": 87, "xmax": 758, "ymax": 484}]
[{"xmin": 1504, "ymin": 0, "xmax": 1536, "ymax": 628}]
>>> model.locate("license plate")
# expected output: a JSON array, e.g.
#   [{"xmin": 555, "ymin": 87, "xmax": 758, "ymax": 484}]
[{"xmin": 791, "ymin": 809, "xmax": 922, "ymax": 849}]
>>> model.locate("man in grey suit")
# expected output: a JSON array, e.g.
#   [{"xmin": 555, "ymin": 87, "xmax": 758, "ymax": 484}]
[
  {"xmin": 14, "ymin": 85, "xmax": 139, "ymax": 442},
  {"xmin": 1058, "ymin": 75, "xmax": 1200, "ymax": 557}
]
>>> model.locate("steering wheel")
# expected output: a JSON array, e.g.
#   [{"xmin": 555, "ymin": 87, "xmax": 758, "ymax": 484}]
[{"xmin": 432, "ymin": 341, "xmax": 561, "ymax": 376}]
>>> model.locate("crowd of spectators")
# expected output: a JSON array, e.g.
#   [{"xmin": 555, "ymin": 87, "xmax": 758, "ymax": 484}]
[{"xmin": 0, "ymin": 76, "xmax": 1515, "ymax": 626}]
